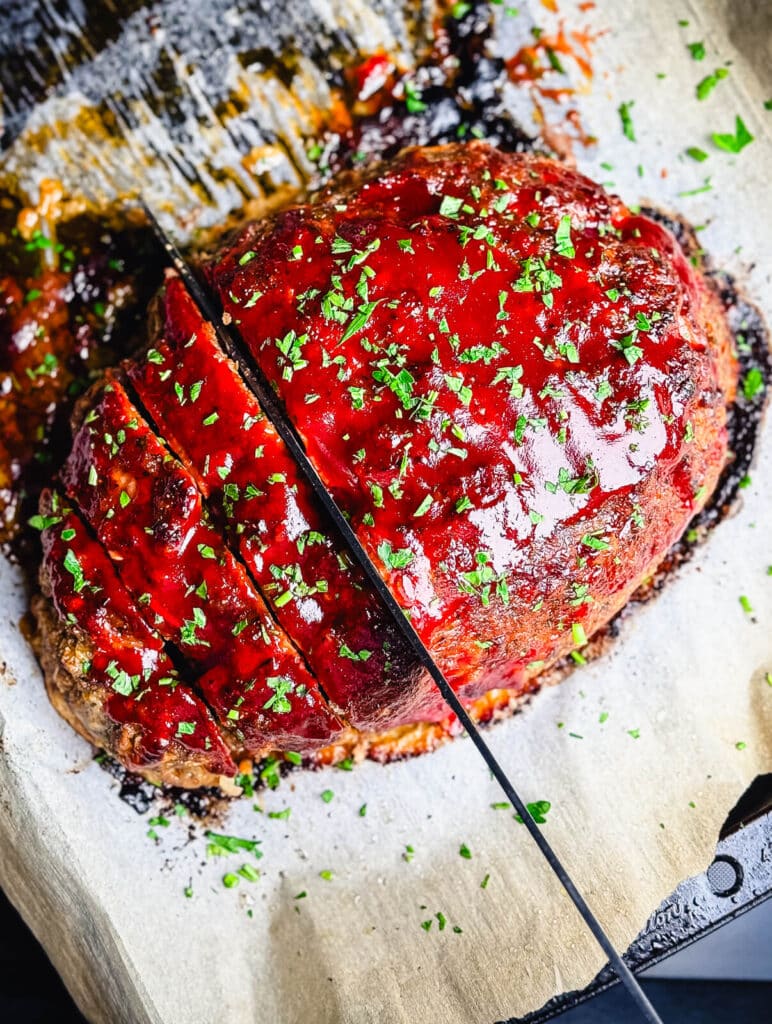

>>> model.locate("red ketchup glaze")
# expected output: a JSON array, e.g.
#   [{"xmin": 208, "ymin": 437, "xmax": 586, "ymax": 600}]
[
  {"xmin": 61, "ymin": 376, "xmax": 342, "ymax": 753},
  {"xmin": 39, "ymin": 495, "xmax": 235, "ymax": 775},
  {"xmin": 128, "ymin": 277, "xmax": 438, "ymax": 730},
  {"xmin": 208, "ymin": 142, "xmax": 730, "ymax": 701}
]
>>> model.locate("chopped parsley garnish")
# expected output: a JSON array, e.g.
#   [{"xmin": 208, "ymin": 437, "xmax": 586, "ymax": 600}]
[
  {"xmin": 404, "ymin": 80, "xmax": 427, "ymax": 114},
  {"xmin": 439, "ymin": 195, "xmax": 464, "ymax": 219},
  {"xmin": 321, "ymin": 789, "xmax": 334, "ymax": 804},
  {"xmin": 457, "ymin": 551, "xmax": 509, "ymax": 608},
  {"xmin": 712, "ymin": 115, "xmax": 754, "ymax": 154},
  {"xmin": 492, "ymin": 364, "xmax": 524, "ymax": 397},
  {"xmin": 696, "ymin": 67, "xmax": 728, "ymax": 100},
  {"xmin": 458, "ymin": 342, "xmax": 508, "ymax": 364},
  {"xmin": 611, "ymin": 330, "xmax": 644, "ymax": 365},
  {"xmin": 686, "ymin": 146, "xmax": 709, "ymax": 162},
  {"xmin": 545, "ymin": 461, "xmax": 598, "ymax": 496},
  {"xmin": 377, "ymin": 541, "xmax": 414, "ymax": 570},
  {"xmin": 514, "ymin": 257, "xmax": 562, "ymax": 308},
  {"xmin": 444, "ymin": 374, "xmax": 472, "ymax": 406},
  {"xmin": 63, "ymin": 549, "xmax": 86, "ymax": 593},
  {"xmin": 180, "ymin": 607, "xmax": 208, "ymax": 646},
  {"xmin": 515, "ymin": 800, "xmax": 551, "ymax": 825},
  {"xmin": 275, "ymin": 330, "xmax": 309, "ymax": 380},
  {"xmin": 339, "ymin": 645, "xmax": 372, "ymax": 662},
  {"xmin": 413, "ymin": 494, "xmax": 434, "ymax": 517},
  {"xmin": 28, "ymin": 514, "xmax": 61, "ymax": 531},
  {"xmin": 687, "ymin": 41, "xmax": 705, "ymax": 60},
  {"xmin": 581, "ymin": 532, "xmax": 609, "ymax": 552},
  {"xmin": 618, "ymin": 100, "xmax": 636, "ymax": 141},
  {"xmin": 263, "ymin": 676, "xmax": 295, "ymax": 714},
  {"xmin": 268, "ymin": 808, "xmax": 291, "ymax": 820},
  {"xmin": 554, "ymin": 215, "xmax": 575, "ymax": 259},
  {"xmin": 205, "ymin": 831, "xmax": 262, "ymax": 858},
  {"xmin": 571, "ymin": 622, "xmax": 588, "ymax": 647},
  {"xmin": 459, "ymin": 843, "xmax": 472, "ymax": 859}
]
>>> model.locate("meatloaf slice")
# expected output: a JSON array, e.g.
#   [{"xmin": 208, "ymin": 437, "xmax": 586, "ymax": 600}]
[
  {"xmin": 60, "ymin": 375, "xmax": 342, "ymax": 754},
  {"xmin": 128, "ymin": 274, "xmax": 437, "ymax": 731},
  {"xmin": 33, "ymin": 491, "xmax": 236, "ymax": 787},
  {"xmin": 32, "ymin": 142, "xmax": 738, "ymax": 787}
]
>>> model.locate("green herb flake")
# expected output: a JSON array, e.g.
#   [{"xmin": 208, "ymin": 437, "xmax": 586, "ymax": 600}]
[
  {"xmin": 404, "ymin": 80, "xmax": 427, "ymax": 114},
  {"xmin": 205, "ymin": 831, "xmax": 263, "ymax": 859},
  {"xmin": 439, "ymin": 195, "xmax": 464, "ymax": 219},
  {"xmin": 555, "ymin": 215, "xmax": 575, "ymax": 259},
  {"xmin": 571, "ymin": 622, "xmax": 588, "ymax": 647},
  {"xmin": 263, "ymin": 675, "xmax": 295, "ymax": 714},
  {"xmin": 377, "ymin": 540, "xmax": 414, "ymax": 570},
  {"xmin": 63, "ymin": 549, "xmax": 86, "ymax": 593},
  {"xmin": 742, "ymin": 367, "xmax": 764, "ymax": 400},
  {"xmin": 696, "ymin": 66, "xmax": 729, "ymax": 101},
  {"xmin": 515, "ymin": 800, "xmax": 551, "ymax": 825},
  {"xmin": 268, "ymin": 808, "xmax": 291, "ymax": 820},
  {"xmin": 712, "ymin": 115, "xmax": 754, "ymax": 154},
  {"xmin": 28, "ymin": 513, "xmax": 61, "ymax": 531},
  {"xmin": 618, "ymin": 100, "xmax": 636, "ymax": 141}
]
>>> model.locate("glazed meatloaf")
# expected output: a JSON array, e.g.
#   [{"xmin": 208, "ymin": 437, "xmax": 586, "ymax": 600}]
[{"xmin": 31, "ymin": 142, "xmax": 738, "ymax": 788}]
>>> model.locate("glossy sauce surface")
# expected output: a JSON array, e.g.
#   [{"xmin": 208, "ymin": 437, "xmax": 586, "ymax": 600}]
[
  {"xmin": 210, "ymin": 143, "xmax": 732, "ymax": 698},
  {"xmin": 129, "ymin": 278, "xmax": 435, "ymax": 729},
  {"xmin": 61, "ymin": 377, "xmax": 341, "ymax": 752}
]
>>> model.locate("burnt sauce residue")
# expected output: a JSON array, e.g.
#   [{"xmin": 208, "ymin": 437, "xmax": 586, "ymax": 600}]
[
  {"xmin": 0, "ymin": 1, "xmax": 767, "ymax": 820},
  {"xmin": 0, "ymin": 201, "xmax": 163, "ymax": 559}
]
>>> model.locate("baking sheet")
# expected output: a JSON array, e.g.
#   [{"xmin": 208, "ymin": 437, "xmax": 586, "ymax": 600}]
[{"xmin": 1, "ymin": 1, "xmax": 771, "ymax": 1022}]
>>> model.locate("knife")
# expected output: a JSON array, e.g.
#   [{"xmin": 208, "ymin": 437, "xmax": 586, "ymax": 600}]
[{"xmin": 138, "ymin": 195, "xmax": 664, "ymax": 1024}]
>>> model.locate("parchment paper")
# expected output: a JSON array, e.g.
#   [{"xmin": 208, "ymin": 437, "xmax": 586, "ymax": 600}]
[{"xmin": 1, "ymin": 2, "xmax": 771, "ymax": 1022}]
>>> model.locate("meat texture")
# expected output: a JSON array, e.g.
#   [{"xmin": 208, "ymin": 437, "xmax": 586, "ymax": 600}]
[{"xmin": 33, "ymin": 142, "xmax": 738, "ymax": 786}]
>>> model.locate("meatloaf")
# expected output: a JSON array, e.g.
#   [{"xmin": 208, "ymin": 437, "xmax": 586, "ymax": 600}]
[{"xmin": 31, "ymin": 142, "xmax": 738, "ymax": 788}]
